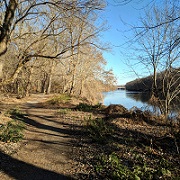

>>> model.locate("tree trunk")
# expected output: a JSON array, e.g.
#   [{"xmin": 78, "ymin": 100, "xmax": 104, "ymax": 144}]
[
  {"xmin": 25, "ymin": 65, "xmax": 34, "ymax": 97},
  {"xmin": 79, "ymin": 79, "xmax": 84, "ymax": 96},
  {"xmin": 69, "ymin": 72, "xmax": 76, "ymax": 95},
  {"xmin": 0, "ymin": 0, "xmax": 18, "ymax": 56},
  {"xmin": 152, "ymin": 65, "xmax": 158, "ymax": 96},
  {"xmin": 41, "ymin": 72, "xmax": 48, "ymax": 93},
  {"xmin": 46, "ymin": 60, "xmax": 55, "ymax": 94}
]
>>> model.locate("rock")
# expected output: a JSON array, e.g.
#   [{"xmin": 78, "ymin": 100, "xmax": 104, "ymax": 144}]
[{"xmin": 105, "ymin": 104, "xmax": 128, "ymax": 115}]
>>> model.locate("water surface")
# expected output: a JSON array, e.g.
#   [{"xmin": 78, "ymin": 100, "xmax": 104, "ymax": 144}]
[
  {"xmin": 103, "ymin": 90, "xmax": 151, "ymax": 110},
  {"xmin": 103, "ymin": 90, "xmax": 179, "ymax": 118}
]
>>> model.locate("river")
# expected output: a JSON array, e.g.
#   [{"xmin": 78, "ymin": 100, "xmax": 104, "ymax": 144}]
[
  {"xmin": 103, "ymin": 90, "xmax": 180, "ymax": 121},
  {"xmin": 103, "ymin": 90, "xmax": 152, "ymax": 110},
  {"xmin": 103, "ymin": 90, "xmax": 180, "ymax": 118}
]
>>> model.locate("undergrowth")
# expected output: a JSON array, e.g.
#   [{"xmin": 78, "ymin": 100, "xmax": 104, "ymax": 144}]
[
  {"xmin": 95, "ymin": 153, "xmax": 174, "ymax": 180},
  {"xmin": 5, "ymin": 107, "xmax": 23, "ymax": 117},
  {"xmin": 85, "ymin": 117, "xmax": 179, "ymax": 179},
  {"xmin": 0, "ymin": 120, "xmax": 24, "ymax": 143},
  {"xmin": 0, "ymin": 107, "xmax": 25, "ymax": 143},
  {"xmin": 56, "ymin": 108, "xmax": 71, "ymax": 115},
  {"xmin": 76, "ymin": 103, "xmax": 103, "ymax": 112},
  {"xmin": 86, "ymin": 118, "xmax": 114, "ymax": 143},
  {"xmin": 48, "ymin": 94, "xmax": 71, "ymax": 105}
]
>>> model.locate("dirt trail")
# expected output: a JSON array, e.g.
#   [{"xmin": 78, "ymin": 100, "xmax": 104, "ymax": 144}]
[{"xmin": 0, "ymin": 94, "xmax": 82, "ymax": 180}]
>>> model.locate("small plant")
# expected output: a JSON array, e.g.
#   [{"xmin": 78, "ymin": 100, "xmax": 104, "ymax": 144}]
[
  {"xmin": 95, "ymin": 152, "xmax": 174, "ymax": 180},
  {"xmin": 56, "ymin": 108, "xmax": 71, "ymax": 115},
  {"xmin": 5, "ymin": 107, "xmax": 23, "ymax": 117},
  {"xmin": 0, "ymin": 120, "xmax": 24, "ymax": 143},
  {"xmin": 86, "ymin": 118, "xmax": 114, "ymax": 143},
  {"xmin": 76, "ymin": 103, "xmax": 103, "ymax": 112},
  {"xmin": 48, "ymin": 94, "xmax": 71, "ymax": 105},
  {"xmin": 93, "ymin": 103, "xmax": 104, "ymax": 110},
  {"xmin": 95, "ymin": 153, "xmax": 133, "ymax": 179},
  {"xmin": 76, "ymin": 103, "xmax": 93, "ymax": 112}
]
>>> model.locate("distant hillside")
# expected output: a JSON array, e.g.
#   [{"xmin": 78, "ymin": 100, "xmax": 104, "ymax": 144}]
[{"xmin": 125, "ymin": 68, "xmax": 180, "ymax": 92}]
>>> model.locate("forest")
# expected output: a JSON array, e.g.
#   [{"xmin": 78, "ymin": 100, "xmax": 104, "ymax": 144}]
[
  {"xmin": 126, "ymin": 68, "xmax": 180, "ymax": 92},
  {"xmin": 0, "ymin": 0, "xmax": 116, "ymax": 103}
]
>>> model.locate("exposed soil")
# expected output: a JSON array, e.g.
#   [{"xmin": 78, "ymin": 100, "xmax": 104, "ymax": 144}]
[
  {"xmin": 0, "ymin": 94, "xmax": 179, "ymax": 179},
  {"xmin": 0, "ymin": 94, "xmax": 98, "ymax": 180}
]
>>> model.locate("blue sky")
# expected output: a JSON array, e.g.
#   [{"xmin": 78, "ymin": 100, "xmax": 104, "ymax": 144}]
[{"xmin": 99, "ymin": 0, "xmax": 153, "ymax": 85}]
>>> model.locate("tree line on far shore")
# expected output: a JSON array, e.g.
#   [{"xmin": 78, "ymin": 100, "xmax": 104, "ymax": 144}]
[
  {"xmin": 125, "ymin": 67, "xmax": 180, "ymax": 118},
  {"xmin": 125, "ymin": 68, "xmax": 180, "ymax": 93}
]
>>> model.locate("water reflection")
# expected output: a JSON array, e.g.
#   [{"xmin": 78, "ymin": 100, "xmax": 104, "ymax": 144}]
[
  {"xmin": 103, "ymin": 90, "xmax": 150, "ymax": 110},
  {"xmin": 125, "ymin": 91, "xmax": 151, "ymax": 103},
  {"xmin": 103, "ymin": 90, "xmax": 179, "ymax": 116}
]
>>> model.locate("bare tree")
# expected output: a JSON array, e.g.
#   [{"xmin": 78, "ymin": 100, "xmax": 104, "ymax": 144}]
[
  {"xmin": 0, "ymin": 0, "xmax": 105, "ymax": 57},
  {"xmin": 132, "ymin": 1, "xmax": 180, "ymax": 119},
  {"xmin": 0, "ymin": 0, "xmax": 109, "ymax": 98},
  {"xmin": 134, "ymin": 5, "xmax": 169, "ymax": 95}
]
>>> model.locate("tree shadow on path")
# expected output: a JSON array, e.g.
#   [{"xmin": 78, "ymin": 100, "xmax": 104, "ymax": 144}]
[{"xmin": 0, "ymin": 150, "xmax": 73, "ymax": 180}]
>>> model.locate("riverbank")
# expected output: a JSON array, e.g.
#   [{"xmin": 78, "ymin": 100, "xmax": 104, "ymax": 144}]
[{"xmin": 0, "ymin": 94, "xmax": 179, "ymax": 179}]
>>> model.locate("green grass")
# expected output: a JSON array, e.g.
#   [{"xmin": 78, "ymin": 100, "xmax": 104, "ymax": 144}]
[
  {"xmin": 0, "ymin": 120, "xmax": 24, "ymax": 143},
  {"xmin": 4, "ymin": 107, "xmax": 23, "ymax": 117},
  {"xmin": 76, "ymin": 103, "xmax": 103, "ymax": 112},
  {"xmin": 56, "ymin": 108, "xmax": 71, "ymax": 115},
  {"xmin": 86, "ymin": 118, "xmax": 114, "ymax": 144},
  {"xmin": 47, "ymin": 94, "xmax": 71, "ymax": 105}
]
